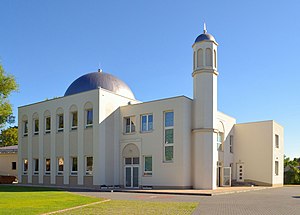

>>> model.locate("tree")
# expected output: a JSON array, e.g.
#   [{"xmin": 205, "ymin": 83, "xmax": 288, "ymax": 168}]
[
  {"xmin": 284, "ymin": 156, "xmax": 300, "ymax": 184},
  {"xmin": 0, "ymin": 63, "xmax": 18, "ymax": 127},
  {"xmin": 0, "ymin": 126, "xmax": 18, "ymax": 147}
]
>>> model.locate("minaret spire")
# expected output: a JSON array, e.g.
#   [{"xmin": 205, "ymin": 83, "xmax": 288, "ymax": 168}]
[{"xmin": 203, "ymin": 22, "xmax": 207, "ymax": 34}]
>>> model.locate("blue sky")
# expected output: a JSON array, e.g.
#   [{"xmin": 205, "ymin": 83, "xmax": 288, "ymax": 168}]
[{"xmin": 1, "ymin": 1, "xmax": 299, "ymax": 158}]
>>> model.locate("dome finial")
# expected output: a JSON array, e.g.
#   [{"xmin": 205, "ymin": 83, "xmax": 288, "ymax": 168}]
[
  {"xmin": 98, "ymin": 62, "xmax": 103, "ymax": 73},
  {"xmin": 203, "ymin": 22, "xmax": 207, "ymax": 34}
]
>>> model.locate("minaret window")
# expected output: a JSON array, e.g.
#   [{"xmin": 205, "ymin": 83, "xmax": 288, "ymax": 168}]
[
  {"xmin": 205, "ymin": 48, "xmax": 212, "ymax": 66},
  {"xmin": 214, "ymin": 49, "xmax": 217, "ymax": 68},
  {"xmin": 197, "ymin": 49, "xmax": 203, "ymax": 67},
  {"xmin": 193, "ymin": 51, "xmax": 196, "ymax": 70}
]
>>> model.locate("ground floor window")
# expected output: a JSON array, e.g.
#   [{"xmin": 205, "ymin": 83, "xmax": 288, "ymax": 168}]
[
  {"xmin": 144, "ymin": 156, "xmax": 152, "ymax": 176},
  {"xmin": 23, "ymin": 159, "xmax": 28, "ymax": 174},
  {"xmin": 71, "ymin": 157, "xmax": 78, "ymax": 175},
  {"xmin": 275, "ymin": 161, "xmax": 279, "ymax": 176},
  {"xmin": 86, "ymin": 157, "xmax": 93, "ymax": 175},
  {"xmin": 12, "ymin": 162, "xmax": 16, "ymax": 170},
  {"xmin": 45, "ymin": 159, "xmax": 51, "ymax": 175},
  {"xmin": 57, "ymin": 158, "xmax": 64, "ymax": 175},
  {"xmin": 33, "ymin": 159, "xmax": 39, "ymax": 174}
]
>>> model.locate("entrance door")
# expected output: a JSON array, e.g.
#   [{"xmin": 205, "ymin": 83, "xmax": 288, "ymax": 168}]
[
  {"xmin": 222, "ymin": 167, "xmax": 231, "ymax": 186},
  {"xmin": 236, "ymin": 163, "xmax": 244, "ymax": 182},
  {"xmin": 125, "ymin": 166, "xmax": 139, "ymax": 188}
]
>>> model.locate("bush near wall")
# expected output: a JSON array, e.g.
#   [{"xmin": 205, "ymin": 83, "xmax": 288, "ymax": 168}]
[{"xmin": 0, "ymin": 176, "xmax": 16, "ymax": 184}]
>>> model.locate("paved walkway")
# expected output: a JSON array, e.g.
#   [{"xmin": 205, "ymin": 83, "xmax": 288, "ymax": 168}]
[{"xmin": 73, "ymin": 186, "xmax": 300, "ymax": 215}]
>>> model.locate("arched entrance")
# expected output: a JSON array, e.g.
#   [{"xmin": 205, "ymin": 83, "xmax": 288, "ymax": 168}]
[{"xmin": 122, "ymin": 144, "xmax": 140, "ymax": 188}]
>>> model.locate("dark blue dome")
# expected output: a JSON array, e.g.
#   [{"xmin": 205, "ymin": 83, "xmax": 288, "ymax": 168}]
[
  {"xmin": 64, "ymin": 71, "xmax": 135, "ymax": 99},
  {"xmin": 195, "ymin": 33, "xmax": 216, "ymax": 43}
]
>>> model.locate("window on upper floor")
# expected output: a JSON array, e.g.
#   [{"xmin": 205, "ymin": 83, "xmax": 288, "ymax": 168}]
[
  {"xmin": 34, "ymin": 119, "xmax": 39, "ymax": 135},
  {"xmin": 86, "ymin": 156, "xmax": 93, "ymax": 175},
  {"xmin": 124, "ymin": 116, "xmax": 136, "ymax": 134},
  {"xmin": 144, "ymin": 156, "xmax": 152, "ymax": 176},
  {"xmin": 86, "ymin": 109, "xmax": 93, "ymax": 127},
  {"xmin": 57, "ymin": 114, "xmax": 64, "ymax": 132},
  {"xmin": 45, "ymin": 117, "xmax": 51, "ymax": 134},
  {"xmin": 23, "ymin": 120, "xmax": 28, "ymax": 136},
  {"xmin": 141, "ymin": 114, "xmax": 153, "ymax": 132},
  {"xmin": 217, "ymin": 132, "xmax": 224, "ymax": 151},
  {"xmin": 275, "ymin": 134, "xmax": 279, "ymax": 148},
  {"xmin": 230, "ymin": 135, "xmax": 233, "ymax": 153},
  {"xmin": 71, "ymin": 111, "xmax": 78, "ymax": 130},
  {"xmin": 164, "ymin": 111, "xmax": 174, "ymax": 162}
]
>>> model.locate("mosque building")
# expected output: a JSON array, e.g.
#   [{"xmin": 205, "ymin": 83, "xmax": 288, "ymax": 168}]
[{"xmin": 18, "ymin": 26, "xmax": 284, "ymax": 189}]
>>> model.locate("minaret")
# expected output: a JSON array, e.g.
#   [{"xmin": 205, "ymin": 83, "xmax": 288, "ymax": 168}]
[{"xmin": 192, "ymin": 24, "xmax": 218, "ymax": 189}]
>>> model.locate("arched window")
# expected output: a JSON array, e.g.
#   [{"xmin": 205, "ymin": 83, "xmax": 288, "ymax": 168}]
[
  {"xmin": 197, "ymin": 49, "xmax": 203, "ymax": 67},
  {"xmin": 214, "ymin": 49, "xmax": 217, "ymax": 68},
  {"xmin": 69, "ymin": 105, "xmax": 78, "ymax": 130},
  {"xmin": 193, "ymin": 51, "xmax": 196, "ymax": 70},
  {"xmin": 84, "ymin": 102, "xmax": 93, "ymax": 127},
  {"xmin": 205, "ymin": 48, "xmax": 212, "ymax": 66},
  {"xmin": 32, "ymin": 113, "xmax": 39, "ymax": 135}
]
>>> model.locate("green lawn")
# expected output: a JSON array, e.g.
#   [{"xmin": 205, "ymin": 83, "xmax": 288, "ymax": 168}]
[
  {"xmin": 0, "ymin": 185, "xmax": 100, "ymax": 215},
  {"xmin": 62, "ymin": 200, "xmax": 198, "ymax": 215},
  {"xmin": 0, "ymin": 186, "xmax": 198, "ymax": 215}
]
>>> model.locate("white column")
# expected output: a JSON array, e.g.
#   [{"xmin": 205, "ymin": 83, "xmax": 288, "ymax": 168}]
[
  {"xmin": 92, "ymin": 99, "xmax": 99, "ymax": 186},
  {"xmin": 27, "ymin": 117, "xmax": 33, "ymax": 183},
  {"xmin": 113, "ymin": 109, "xmax": 120, "ymax": 186},
  {"xmin": 77, "ymin": 105, "xmax": 84, "ymax": 185},
  {"xmin": 50, "ymin": 112, "xmax": 56, "ymax": 184},
  {"xmin": 38, "ymin": 113, "xmax": 44, "ymax": 184},
  {"xmin": 63, "ymin": 109, "xmax": 70, "ymax": 185},
  {"xmin": 17, "ymin": 115, "xmax": 23, "ymax": 183}
]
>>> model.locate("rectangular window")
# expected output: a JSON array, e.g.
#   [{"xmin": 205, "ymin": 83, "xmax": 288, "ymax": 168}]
[
  {"xmin": 34, "ymin": 119, "xmax": 39, "ymax": 135},
  {"xmin": 86, "ymin": 109, "xmax": 93, "ymax": 127},
  {"xmin": 86, "ymin": 157, "xmax": 93, "ymax": 175},
  {"xmin": 23, "ymin": 120, "xmax": 28, "ymax": 136},
  {"xmin": 45, "ymin": 158, "xmax": 51, "ymax": 175},
  {"xmin": 124, "ymin": 116, "xmax": 136, "ymax": 133},
  {"xmin": 144, "ymin": 156, "xmax": 152, "ymax": 176},
  {"xmin": 23, "ymin": 159, "xmax": 28, "ymax": 174},
  {"xmin": 12, "ymin": 162, "xmax": 16, "ymax": 170},
  {"xmin": 57, "ymin": 114, "xmax": 64, "ymax": 131},
  {"xmin": 141, "ymin": 114, "xmax": 153, "ymax": 132},
  {"xmin": 57, "ymin": 157, "xmax": 64, "ymax": 175},
  {"xmin": 230, "ymin": 135, "xmax": 233, "ymax": 153},
  {"xmin": 217, "ymin": 133, "xmax": 224, "ymax": 151},
  {"xmin": 33, "ymin": 158, "xmax": 39, "ymax": 174},
  {"xmin": 275, "ymin": 161, "xmax": 279, "ymax": 176},
  {"xmin": 164, "ymin": 111, "xmax": 174, "ymax": 162},
  {"xmin": 71, "ymin": 157, "xmax": 78, "ymax": 175},
  {"xmin": 45, "ymin": 117, "xmax": 51, "ymax": 133},
  {"xmin": 71, "ymin": 112, "xmax": 78, "ymax": 130},
  {"xmin": 275, "ymin": 134, "xmax": 279, "ymax": 148}
]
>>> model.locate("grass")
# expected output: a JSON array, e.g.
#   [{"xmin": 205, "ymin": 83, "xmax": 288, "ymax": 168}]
[
  {"xmin": 0, "ymin": 185, "xmax": 198, "ymax": 215},
  {"xmin": 0, "ymin": 185, "xmax": 101, "ymax": 215},
  {"xmin": 61, "ymin": 200, "xmax": 198, "ymax": 215}
]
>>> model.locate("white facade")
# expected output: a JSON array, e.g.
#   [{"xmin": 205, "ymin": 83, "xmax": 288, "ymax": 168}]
[{"xmin": 18, "ymin": 28, "xmax": 284, "ymax": 189}]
